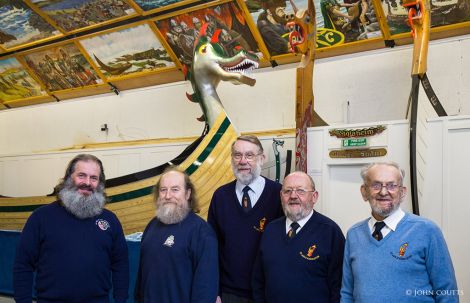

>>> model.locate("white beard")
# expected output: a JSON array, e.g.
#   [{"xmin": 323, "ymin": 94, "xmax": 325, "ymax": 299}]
[{"xmin": 156, "ymin": 201, "xmax": 190, "ymax": 225}]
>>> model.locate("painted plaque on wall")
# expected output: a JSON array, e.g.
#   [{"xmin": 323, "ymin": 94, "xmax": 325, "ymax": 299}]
[
  {"xmin": 155, "ymin": 1, "xmax": 263, "ymax": 68},
  {"xmin": 29, "ymin": 0, "xmax": 137, "ymax": 32},
  {"xmin": 0, "ymin": 0, "xmax": 61, "ymax": 50},
  {"xmin": 0, "ymin": 57, "xmax": 47, "ymax": 102},
  {"xmin": 245, "ymin": 0, "xmax": 383, "ymax": 55},
  {"xmin": 383, "ymin": 0, "xmax": 470, "ymax": 36},
  {"xmin": 22, "ymin": 43, "xmax": 102, "ymax": 92},
  {"xmin": 80, "ymin": 23, "xmax": 176, "ymax": 80}
]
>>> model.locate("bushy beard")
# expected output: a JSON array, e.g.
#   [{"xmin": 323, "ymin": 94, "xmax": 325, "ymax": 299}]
[
  {"xmin": 232, "ymin": 161, "xmax": 262, "ymax": 185},
  {"xmin": 58, "ymin": 178, "xmax": 106, "ymax": 219},
  {"xmin": 156, "ymin": 200, "xmax": 190, "ymax": 225}
]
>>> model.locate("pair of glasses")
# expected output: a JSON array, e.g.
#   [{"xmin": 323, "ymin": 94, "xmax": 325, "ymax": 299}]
[
  {"xmin": 368, "ymin": 183, "xmax": 401, "ymax": 192},
  {"xmin": 281, "ymin": 189, "xmax": 316, "ymax": 197},
  {"xmin": 232, "ymin": 153, "xmax": 261, "ymax": 161}
]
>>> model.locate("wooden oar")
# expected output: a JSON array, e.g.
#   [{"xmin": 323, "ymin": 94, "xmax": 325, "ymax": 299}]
[{"xmin": 403, "ymin": 0, "xmax": 447, "ymax": 215}]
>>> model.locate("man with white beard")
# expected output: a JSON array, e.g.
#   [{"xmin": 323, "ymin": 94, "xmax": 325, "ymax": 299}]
[
  {"xmin": 134, "ymin": 167, "xmax": 218, "ymax": 303},
  {"xmin": 208, "ymin": 135, "xmax": 283, "ymax": 303},
  {"xmin": 13, "ymin": 154, "xmax": 129, "ymax": 303}
]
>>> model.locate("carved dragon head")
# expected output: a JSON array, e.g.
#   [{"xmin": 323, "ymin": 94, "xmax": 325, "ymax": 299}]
[
  {"xmin": 285, "ymin": 0, "xmax": 316, "ymax": 57},
  {"xmin": 186, "ymin": 23, "xmax": 260, "ymax": 127}
]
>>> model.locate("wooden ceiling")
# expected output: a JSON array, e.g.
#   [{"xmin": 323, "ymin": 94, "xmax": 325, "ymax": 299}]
[{"xmin": 0, "ymin": 0, "xmax": 469, "ymax": 109}]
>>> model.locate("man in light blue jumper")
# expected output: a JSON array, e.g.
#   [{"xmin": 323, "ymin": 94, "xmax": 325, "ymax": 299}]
[{"xmin": 341, "ymin": 162, "xmax": 459, "ymax": 303}]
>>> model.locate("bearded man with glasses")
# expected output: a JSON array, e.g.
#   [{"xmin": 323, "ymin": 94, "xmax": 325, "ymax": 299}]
[
  {"xmin": 341, "ymin": 161, "xmax": 459, "ymax": 302},
  {"xmin": 208, "ymin": 135, "xmax": 284, "ymax": 303},
  {"xmin": 252, "ymin": 171, "xmax": 345, "ymax": 303}
]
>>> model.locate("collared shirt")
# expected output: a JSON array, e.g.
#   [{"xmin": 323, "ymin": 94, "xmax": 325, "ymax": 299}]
[
  {"xmin": 235, "ymin": 175, "xmax": 266, "ymax": 207},
  {"xmin": 285, "ymin": 209, "xmax": 314, "ymax": 234},
  {"xmin": 368, "ymin": 207, "xmax": 405, "ymax": 238}
]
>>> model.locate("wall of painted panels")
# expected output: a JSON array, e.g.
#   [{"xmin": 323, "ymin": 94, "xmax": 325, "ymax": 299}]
[{"xmin": 0, "ymin": 33, "xmax": 468, "ymax": 156}]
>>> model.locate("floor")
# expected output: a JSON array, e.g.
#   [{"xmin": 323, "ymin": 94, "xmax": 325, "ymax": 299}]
[{"xmin": 0, "ymin": 296, "xmax": 13, "ymax": 303}]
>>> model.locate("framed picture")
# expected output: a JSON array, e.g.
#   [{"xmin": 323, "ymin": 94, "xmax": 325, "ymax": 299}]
[
  {"xmin": 0, "ymin": 0, "xmax": 62, "ymax": 51},
  {"xmin": 29, "ymin": 0, "xmax": 138, "ymax": 33},
  {"xmin": 155, "ymin": 0, "xmax": 265, "ymax": 68},
  {"xmin": 244, "ymin": 0, "xmax": 383, "ymax": 55},
  {"xmin": 21, "ymin": 42, "xmax": 103, "ymax": 92},
  {"xmin": 130, "ymin": 0, "xmax": 197, "ymax": 14},
  {"xmin": 0, "ymin": 57, "xmax": 47, "ymax": 102},
  {"xmin": 79, "ymin": 23, "xmax": 176, "ymax": 80},
  {"xmin": 382, "ymin": 0, "xmax": 470, "ymax": 36}
]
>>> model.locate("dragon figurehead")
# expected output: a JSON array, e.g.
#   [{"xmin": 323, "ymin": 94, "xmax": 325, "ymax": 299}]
[{"xmin": 186, "ymin": 23, "xmax": 260, "ymax": 128}]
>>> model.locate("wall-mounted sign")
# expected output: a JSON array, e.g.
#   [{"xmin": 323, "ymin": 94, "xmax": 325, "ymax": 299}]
[
  {"xmin": 342, "ymin": 138, "xmax": 367, "ymax": 148},
  {"xmin": 329, "ymin": 125, "xmax": 386, "ymax": 138},
  {"xmin": 329, "ymin": 148, "xmax": 387, "ymax": 158}
]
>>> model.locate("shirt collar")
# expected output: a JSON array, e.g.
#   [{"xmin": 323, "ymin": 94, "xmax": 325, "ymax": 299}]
[
  {"xmin": 285, "ymin": 209, "xmax": 314, "ymax": 233},
  {"xmin": 236, "ymin": 175, "xmax": 265, "ymax": 195},
  {"xmin": 368, "ymin": 207, "xmax": 405, "ymax": 232}
]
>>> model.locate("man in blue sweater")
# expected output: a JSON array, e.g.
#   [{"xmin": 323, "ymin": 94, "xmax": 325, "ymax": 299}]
[
  {"xmin": 134, "ymin": 167, "xmax": 218, "ymax": 303},
  {"xmin": 13, "ymin": 154, "xmax": 129, "ymax": 303},
  {"xmin": 341, "ymin": 162, "xmax": 459, "ymax": 302},
  {"xmin": 252, "ymin": 171, "xmax": 345, "ymax": 303},
  {"xmin": 208, "ymin": 135, "xmax": 284, "ymax": 303}
]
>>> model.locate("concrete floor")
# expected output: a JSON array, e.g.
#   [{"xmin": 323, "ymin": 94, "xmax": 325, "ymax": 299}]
[{"xmin": 0, "ymin": 296, "xmax": 14, "ymax": 303}]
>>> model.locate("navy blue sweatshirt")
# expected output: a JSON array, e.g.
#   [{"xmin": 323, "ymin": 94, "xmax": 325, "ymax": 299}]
[
  {"xmin": 252, "ymin": 212, "xmax": 345, "ymax": 303},
  {"xmin": 208, "ymin": 177, "xmax": 283, "ymax": 298},
  {"xmin": 134, "ymin": 212, "xmax": 218, "ymax": 303},
  {"xmin": 13, "ymin": 201, "xmax": 129, "ymax": 303}
]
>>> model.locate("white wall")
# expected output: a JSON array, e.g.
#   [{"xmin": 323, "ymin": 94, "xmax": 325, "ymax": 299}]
[
  {"xmin": 1, "ymin": 34, "xmax": 469, "ymax": 155},
  {"xmin": 0, "ymin": 134, "xmax": 295, "ymax": 197}
]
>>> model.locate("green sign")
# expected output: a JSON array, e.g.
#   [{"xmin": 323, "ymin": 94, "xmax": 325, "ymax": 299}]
[{"xmin": 342, "ymin": 138, "xmax": 367, "ymax": 147}]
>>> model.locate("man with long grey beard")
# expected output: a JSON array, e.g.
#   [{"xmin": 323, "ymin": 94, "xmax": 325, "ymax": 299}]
[
  {"xmin": 208, "ymin": 135, "xmax": 283, "ymax": 303},
  {"xmin": 134, "ymin": 167, "xmax": 218, "ymax": 303},
  {"xmin": 13, "ymin": 154, "xmax": 129, "ymax": 303}
]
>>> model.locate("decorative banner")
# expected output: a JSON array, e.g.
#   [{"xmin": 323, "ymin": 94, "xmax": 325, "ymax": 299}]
[
  {"xmin": 80, "ymin": 23, "xmax": 176, "ymax": 80},
  {"xmin": 22, "ymin": 43, "xmax": 102, "ymax": 92},
  {"xmin": 156, "ymin": 1, "xmax": 263, "ymax": 68},
  {"xmin": 0, "ymin": 57, "xmax": 47, "ymax": 102},
  {"xmin": 329, "ymin": 148, "xmax": 387, "ymax": 158},
  {"xmin": 30, "ymin": 0, "xmax": 136, "ymax": 32},
  {"xmin": 0, "ymin": 1, "xmax": 61, "ymax": 50},
  {"xmin": 329, "ymin": 125, "xmax": 386, "ymax": 138}
]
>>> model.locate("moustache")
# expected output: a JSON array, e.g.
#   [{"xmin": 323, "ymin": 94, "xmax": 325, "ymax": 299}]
[{"xmin": 77, "ymin": 184, "xmax": 94, "ymax": 192}]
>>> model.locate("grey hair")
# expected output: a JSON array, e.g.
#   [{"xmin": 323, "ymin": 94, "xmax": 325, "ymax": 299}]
[
  {"xmin": 360, "ymin": 162, "xmax": 405, "ymax": 185},
  {"xmin": 54, "ymin": 154, "xmax": 105, "ymax": 196},
  {"xmin": 231, "ymin": 135, "xmax": 264, "ymax": 154}
]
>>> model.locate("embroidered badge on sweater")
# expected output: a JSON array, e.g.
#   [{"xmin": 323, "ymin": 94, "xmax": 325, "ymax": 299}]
[
  {"xmin": 300, "ymin": 244, "xmax": 319, "ymax": 260},
  {"xmin": 254, "ymin": 217, "xmax": 267, "ymax": 232},
  {"xmin": 163, "ymin": 235, "xmax": 175, "ymax": 247},
  {"xmin": 391, "ymin": 242, "xmax": 412, "ymax": 260},
  {"xmin": 96, "ymin": 219, "xmax": 110, "ymax": 231}
]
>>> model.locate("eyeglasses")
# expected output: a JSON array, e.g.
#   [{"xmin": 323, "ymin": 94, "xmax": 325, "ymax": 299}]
[
  {"xmin": 281, "ymin": 188, "xmax": 316, "ymax": 197},
  {"xmin": 367, "ymin": 182, "xmax": 401, "ymax": 192},
  {"xmin": 232, "ymin": 152, "xmax": 261, "ymax": 161}
]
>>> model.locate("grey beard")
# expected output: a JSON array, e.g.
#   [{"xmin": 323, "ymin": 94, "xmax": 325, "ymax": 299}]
[
  {"xmin": 156, "ymin": 202, "xmax": 190, "ymax": 225},
  {"xmin": 232, "ymin": 162, "xmax": 262, "ymax": 185},
  {"xmin": 282, "ymin": 200, "xmax": 313, "ymax": 222},
  {"xmin": 371, "ymin": 203, "xmax": 399, "ymax": 219},
  {"xmin": 58, "ymin": 180, "xmax": 106, "ymax": 219}
]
